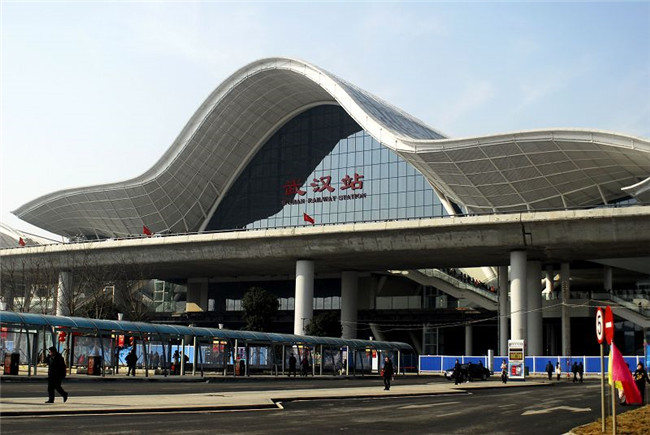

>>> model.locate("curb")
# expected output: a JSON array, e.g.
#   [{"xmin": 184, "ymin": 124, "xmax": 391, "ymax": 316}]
[{"xmin": 0, "ymin": 403, "xmax": 280, "ymax": 417}]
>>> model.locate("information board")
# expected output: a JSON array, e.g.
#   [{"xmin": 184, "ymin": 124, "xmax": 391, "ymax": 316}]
[{"xmin": 508, "ymin": 339, "xmax": 526, "ymax": 381}]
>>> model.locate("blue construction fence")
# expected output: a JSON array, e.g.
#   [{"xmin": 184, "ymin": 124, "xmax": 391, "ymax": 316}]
[{"xmin": 419, "ymin": 354, "xmax": 650, "ymax": 375}]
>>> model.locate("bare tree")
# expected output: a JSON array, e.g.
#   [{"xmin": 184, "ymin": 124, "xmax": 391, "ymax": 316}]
[{"xmin": 109, "ymin": 254, "xmax": 155, "ymax": 322}]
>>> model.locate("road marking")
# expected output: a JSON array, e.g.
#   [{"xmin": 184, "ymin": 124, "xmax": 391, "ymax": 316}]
[
  {"xmin": 398, "ymin": 401, "xmax": 460, "ymax": 410},
  {"xmin": 522, "ymin": 406, "xmax": 591, "ymax": 415},
  {"xmin": 437, "ymin": 411, "xmax": 462, "ymax": 418}
]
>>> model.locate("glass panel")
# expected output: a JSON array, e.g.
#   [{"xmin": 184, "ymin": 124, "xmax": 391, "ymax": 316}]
[{"xmin": 205, "ymin": 105, "xmax": 448, "ymax": 231}]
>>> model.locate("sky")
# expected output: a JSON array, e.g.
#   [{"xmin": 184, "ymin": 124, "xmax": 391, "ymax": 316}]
[{"xmin": 1, "ymin": 1, "xmax": 649, "ymax": 240}]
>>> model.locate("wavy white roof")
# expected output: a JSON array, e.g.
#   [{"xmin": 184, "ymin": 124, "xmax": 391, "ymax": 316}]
[{"xmin": 13, "ymin": 57, "xmax": 650, "ymax": 238}]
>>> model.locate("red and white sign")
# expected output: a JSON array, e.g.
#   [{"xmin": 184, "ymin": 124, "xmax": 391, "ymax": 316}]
[
  {"xmin": 596, "ymin": 308, "xmax": 605, "ymax": 344},
  {"xmin": 604, "ymin": 305, "xmax": 614, "ymax": 345},
  {"xmin": 596, "ymin": 308, "xmax": 604, "ymax": 344}
]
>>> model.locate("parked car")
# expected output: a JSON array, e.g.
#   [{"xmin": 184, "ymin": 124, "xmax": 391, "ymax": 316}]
[{"xmin": 444, "ymin": 363, "xmax": 491, "ymax": 381}]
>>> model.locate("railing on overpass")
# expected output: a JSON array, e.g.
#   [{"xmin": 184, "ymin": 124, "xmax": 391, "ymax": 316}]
[
  {"xmin": 607, "ymin": 293, "xmax": 650, "ymax": 317},
  {"xmin": 4, "ymin": 202, "xmax": 642, "ymax": 249},
  {"xmin": 418, "ymin": 268, "xmax": 498, "ymax": 302}
]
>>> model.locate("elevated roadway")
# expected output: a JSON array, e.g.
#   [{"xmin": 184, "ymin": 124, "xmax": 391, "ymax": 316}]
[{"xmin": 1, "ymin": 207, "xmax": 649, "ymax": 281}]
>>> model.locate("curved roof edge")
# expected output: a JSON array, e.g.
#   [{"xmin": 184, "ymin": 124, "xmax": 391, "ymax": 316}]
[
  {"xmin": 0, "ymin": 311, "xmax": 414, "ymax": 352},
  {"xmin": 404, "ymin": 128, "xmax": 650, "ymax": 153},
  {"xmin": 13, "ymin": 57, "xmax": 443, "ymax": 216},
  {"xmin": 11, "ymin": 57, "xmax": 650, "ymax": 236}
]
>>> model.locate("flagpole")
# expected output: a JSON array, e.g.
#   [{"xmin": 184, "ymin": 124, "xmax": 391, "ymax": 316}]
[
  {"xmin": 601, "ymin": 342, "xmax": 605, "ymax": 433},
  {"xmin": 611, "ymin": 343, "xmax": 616, "ymax": 435}
]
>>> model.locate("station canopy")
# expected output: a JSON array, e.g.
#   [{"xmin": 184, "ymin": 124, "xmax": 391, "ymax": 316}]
[{"xmin": 0, "ymin": 311, "xmax": 413, "ymax": 352}]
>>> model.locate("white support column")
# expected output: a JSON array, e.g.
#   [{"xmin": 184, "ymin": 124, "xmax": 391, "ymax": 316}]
[
  {"xmin": 341, "ymin": 271, "xmax": 358, "ymax": 339},
  {"xmin": 561, "ymin": 263, "xmax": 571, "ymax": 356},
  {"xmin": 510, "ymin": 250, "xmax": 527, "ymax": 341},
  {"xmin": 465, "ymin": 324, "xmax": 473, "ymax": 356},
  {"xmin": 498, "ymin": 266, "xmax": 509, "ymax": 356},
  {"xmin": 56, "ymin": 271, "xmax": 72, "ymax": 316},
  {"xmin": 294, "ymin": 260, "xmax": 314, "ymax": 335},
  {"xmin": 527, "ymin": 261, "xmax": 542, "ymax": 356}
]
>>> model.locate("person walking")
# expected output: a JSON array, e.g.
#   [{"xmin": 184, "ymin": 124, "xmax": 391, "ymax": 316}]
[
  {"xmin": 382, "ymin": 356, "xmax": 394, "ymax": 391},
  {"xmin": 173, "ymin": 350, "xmax": 180, "ymax": 375},
  {"xmin": 113, "ymin": 345, "xmax": 122, "ymax": 374},
  {"xmin": 288, "ymin": 353, "xmax": 297, "ymax": 377},
  {"xmin": 500, "ymin": 359, "xmax": 508, "ymax": 384},
  {"xmin": 545, "ymin": 361, "xmax": 554, "ymax": 381},
  {"xmin": 571, "ymin": 362, "xmax": 579, "ymax": 383},
  {"xmin": 453, "ymin": 359, "xmax": 463, "ymax": 385},
  {"xmin": 126, "ymin": 348, "xmax": 137, "ymax": 376},
  {"xmin": 578, "ymin": 362, "xmax": 584, "ymax": 383},
  {"xmin": 45, "ymin": 346, "xmax": 68, "ymax": 403},
  {"xmin": 556, "ymin": 362, "xmax": 562, "ymax": 381},
  {"xmin": 300, "ymin": 356, "xmax": 310, "ymax": 377},
  {"xmin": 633, "ymin": 363, "xmax": 650, "ymax": 405}
]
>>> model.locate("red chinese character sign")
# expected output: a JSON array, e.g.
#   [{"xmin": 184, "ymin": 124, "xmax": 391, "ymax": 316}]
[
  {"xmin": 283, "ymin": 179, "xmax": 307, "ymax": 196},
  {"xmin": 340, "ymin": 173, "xmax": 364, "ymax": 190},
  {"xmin": 281, "ymin": 173, "xmax": 368, "ymax": 213},
  {"xmin": 310, "ymin": 176, "xmax": 335, "ymax": 193}
]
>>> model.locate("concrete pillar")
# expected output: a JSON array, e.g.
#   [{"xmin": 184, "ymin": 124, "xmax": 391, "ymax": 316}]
[
  {"xmin": 56, "ymin": 271, "xmax": 72, "ymax": 316},
  {"xmin": 465, "ymin": 324, "xmax": 473, "ymax": 356},
  {"xmin": 186, "ymin": 279, "xmax": 209, "ymax": 312},
  {"xmin": 561, "ymin": 263, "xmax": 571, "ymax": 356},
  {"xmin": 510, "ymin": 250, "xmax": 527, "ymax": 341},
  {"xmin": 498, "ymin": 266, "xmax": 509, "ymax": 356},
  {"xmin": 544, "ymin": 265, "xmax": 554, "ymax": 300},
  {"xmin": 527, "ymin": 261, "xmax": 542, "ymax": 356},
  {"xmin": 604, "ymin": 266, "xmax": 613, "ymax": 293},
  {"xmin": 341, "ymin": 271, "xmax": 358, "ymax": 339},
  {"xmin": 294, "ymin": 260, "xmax": 314, "ymax": 335}
]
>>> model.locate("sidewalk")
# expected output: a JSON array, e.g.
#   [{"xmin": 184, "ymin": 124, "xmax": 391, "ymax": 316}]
[{"xmin": 0, "ymin": 378, "xmax": 550, "ymax": 416}]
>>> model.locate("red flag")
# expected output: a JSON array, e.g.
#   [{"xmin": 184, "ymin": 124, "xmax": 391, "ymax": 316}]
[
  {"xmin": 608, "ymin": 342, "xmax": 642, "ymax": 404},
  {"xmin": 18, "ymin": 237, "xmax": 26, "ymax": 247},
  {"xmin": 303, "ymin": 213, "xmax": 315, "ymax": 225},
  {"xmin": 143, "ymin": 225, "xmax": 153, "ymax": 236}
]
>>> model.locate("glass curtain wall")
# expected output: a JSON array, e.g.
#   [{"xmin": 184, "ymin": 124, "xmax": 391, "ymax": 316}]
[{"xmin": 206, "ymin": 105, "xmax": 448, "ymax": 231}]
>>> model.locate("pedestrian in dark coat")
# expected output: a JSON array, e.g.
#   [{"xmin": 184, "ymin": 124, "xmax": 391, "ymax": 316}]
[
  {"xmin": 633, "ymin": 363, "xmax": 650, "ymax": 404},
  {"xmin": 300, "ymin": 356, "xmax": 310, "ymax": 376},
  {"xmin": 45, "ymin": 346, "xmax": 68, "ymax": 403},
  {"xmin": 114, "ymin": 345, "xmax": 122, "ymax": 374},
  {"xmin": 578, "ymin": 362, "xmax": 584, "ymax": 383},
  {"xmin": 288, "ymin": 353, "xmax": 297, "ymax": 377},
  {"xmin": 571, "ymin": 362, "xmax": 579, "ymax": 383},
  {"xmin": 545, "ymin": 361, "xmax": 554, "ymax": 381},
  {"xmin": 173, "ymin": 350, "xmax": 180, "ymax": 375},
  {"xmin": 126, "ymin": 348, "xmax": 137, "ymax": 376},
  {"xmin": 382, "ymin": 356, "xmax": 394, "ymax": 390},
  {"xmin": 454, "ymin": 359, "xmax": 463, "ymax": 385}
]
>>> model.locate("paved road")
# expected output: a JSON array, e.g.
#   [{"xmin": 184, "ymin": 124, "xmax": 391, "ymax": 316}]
[
  {"xmin": 0, "ymin": 376, "xmax": 611, "ymax": 434},
  {"xmin": 0, "ymin": 374, "xmax": 437, "ymax": 397}
]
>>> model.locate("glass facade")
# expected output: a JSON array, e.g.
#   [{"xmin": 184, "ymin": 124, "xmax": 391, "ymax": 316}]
[
  {"xmin": 152, "ymin": 280, "xmax": 185, "ymax": 313},
  {"xmin": 206, "ymin": 105, "xmax": 448, "ymax": 231}
]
